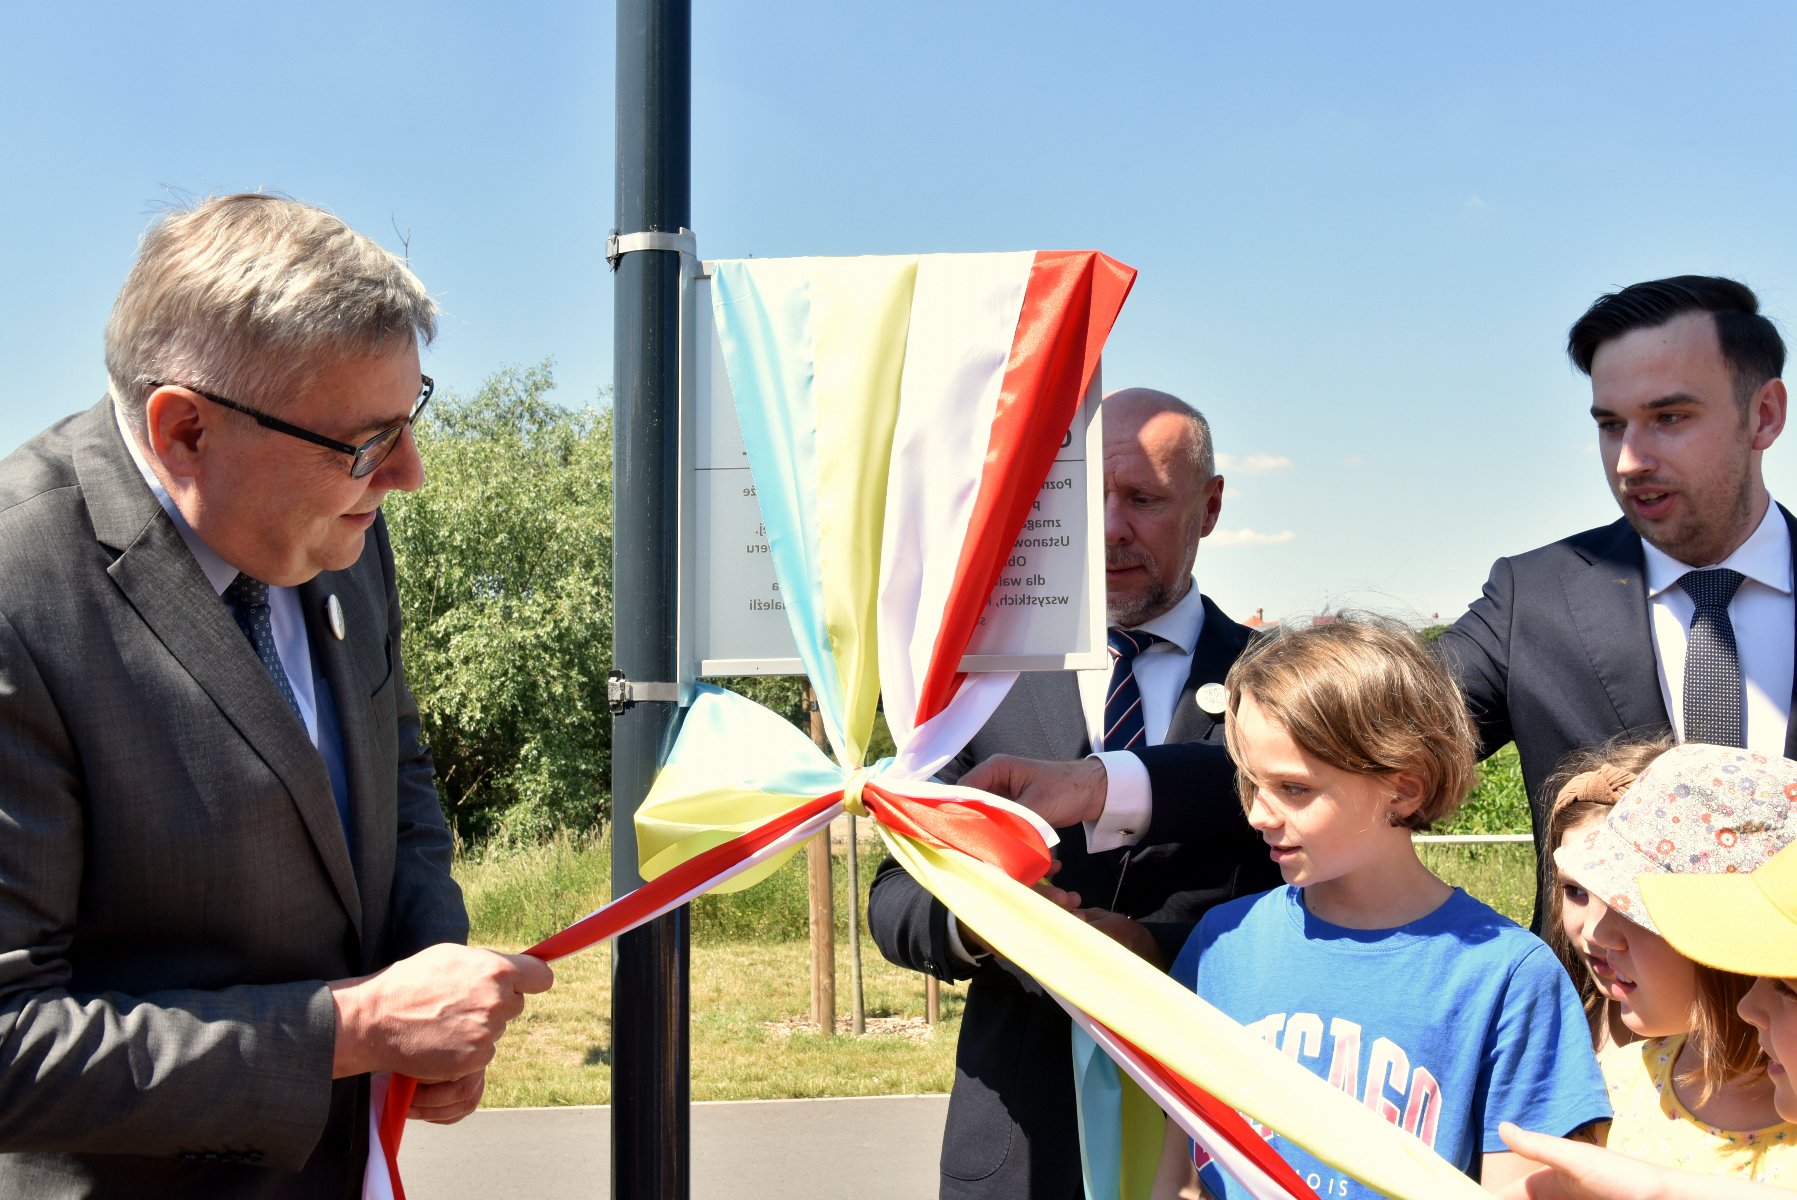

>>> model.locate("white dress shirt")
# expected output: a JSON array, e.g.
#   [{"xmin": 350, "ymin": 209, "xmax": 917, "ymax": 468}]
[
  {"xmin": 944, "ymin": 578, "xmax": 1209, "ymax": 963},
  {"xmin": 114, "ymin": 403, "xmax": 322, "ymax": 745},
  {"xmin": 1641, "ymin": 500, "xmax": 1794, "ymax": 756},
  {"xmin": 1081, "ymin": 578, "xmax": 1208, "ymax": 852}
]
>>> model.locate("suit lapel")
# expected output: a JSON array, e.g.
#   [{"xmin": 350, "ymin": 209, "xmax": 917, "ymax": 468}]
[
  {"xmin": 1559, "ymin": 519, "xmax": 1669, "ymax": 734},
  {"xmin": 300, "ymin": 570, "xmax": 389, "ymax": 943},
  {"xmin": 1165, "ymin": 595, "xmax": 1248, "ymax": 745},
  {"xmin": 76, "ymin": 404, "xmax": 363, "ymax": 937}
]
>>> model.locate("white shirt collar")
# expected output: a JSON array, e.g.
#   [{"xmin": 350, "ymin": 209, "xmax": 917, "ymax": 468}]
[
  {"xmin": 1118, "ymin": 575, "xmax": 1206, "ymax": 656},
  {"xmin": 1641, "ymin": 501, "xmax": 1793, "ymax": 599},
  {"xmin": 112, "ymin": 400, "xmax": 240, "ymax": 598}
]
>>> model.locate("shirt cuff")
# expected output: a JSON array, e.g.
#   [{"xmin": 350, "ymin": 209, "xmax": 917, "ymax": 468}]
[
  {"xmin": 1084, "ymin": 750, "xmax": 1151, "ymax": 853},
  {"xmin": 944, "ymin": 912, "xmax": 989, "ymax": 966}
]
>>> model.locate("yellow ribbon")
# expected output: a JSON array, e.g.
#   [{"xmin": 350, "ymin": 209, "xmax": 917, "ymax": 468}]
[{"xmin": 879, "ymin": 828, "xmax": 1490, "ymax": 1200}]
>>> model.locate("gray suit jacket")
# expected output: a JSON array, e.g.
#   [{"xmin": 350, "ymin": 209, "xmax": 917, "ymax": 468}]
[
  {"xmin": 1437, "ymin": 507, "xmax": 1797, "ymax": 927},
  {"xmin": 0, "ymin": 401, "xmax": 467, "ymax": 1197}
]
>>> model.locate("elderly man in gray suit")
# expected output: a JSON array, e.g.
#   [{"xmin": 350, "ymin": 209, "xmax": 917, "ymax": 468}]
[{"xmin": 0, "ymin": 194, "xmax": 553, "ymax": 1197}]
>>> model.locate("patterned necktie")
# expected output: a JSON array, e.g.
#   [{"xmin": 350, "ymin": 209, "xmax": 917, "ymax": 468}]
[
  {"xmin": 1103, "ymin": 628, "xmax": 1162, "ymax": 752},
  {"xmin": 224, "ymin": 573, "xmax": 304, "ymax": 722},
  {"xmin": 1678, "ymin": 567, "xmax": 1746, "ymax": 748}
]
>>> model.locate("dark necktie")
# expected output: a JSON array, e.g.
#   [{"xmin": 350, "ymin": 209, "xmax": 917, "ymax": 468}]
[
  {"xmin": 1678, "ymin": 567, "xmax": 1746, "ymax": 748},
  {"xmin": 224, "ymin": 573, "xmax": 304, "ymax": 722},
  {"xmin": 1103, "ymin": 628, "xmax": 1162, "ymax": 752}
]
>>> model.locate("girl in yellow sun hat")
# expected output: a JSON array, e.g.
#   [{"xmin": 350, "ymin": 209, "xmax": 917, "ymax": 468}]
[{"xmin": 1498, "ymin": 747, "xmax": 1797, "ymax": 1200}]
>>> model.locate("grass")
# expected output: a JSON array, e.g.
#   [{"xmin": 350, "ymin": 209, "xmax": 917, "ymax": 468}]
[
  {"xmin": 1438, "ymin": 743, "xmax": 1531, "ymax": 837},
  {"xmin": 481, "ymin": 939, "xmax": 965, "ymax": 1108},
  {"xmin": 1417, "ymin": 843, "xmax": 1536, "ymax": 926},
  {"xmin": 1418, "ymin": 742, "xmax": 1538, "ymax": 926},
  {"xmin": 462, "ymin": 745, "xmax": 1539, "ymax": 1106},
  {"xmin": 457, "ymin": 825, "xmax": 888, "ymax": 947},
  {"xmin": 462, "ymin": 826, "xmax": 965, "ymax": 1108}
]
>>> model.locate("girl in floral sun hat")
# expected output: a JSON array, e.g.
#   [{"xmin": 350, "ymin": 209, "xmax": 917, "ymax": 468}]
[
  {"xmin": 1552, "ymin": 742, "xmax": 1797, "ymax": 1186},
  {"xmin": 1540, "ymin": 735, "xmax": 1671, "ymax": 1052}
]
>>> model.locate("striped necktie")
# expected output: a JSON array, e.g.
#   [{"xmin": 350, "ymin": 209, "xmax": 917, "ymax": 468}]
[{"xmin": 1103, "ymin": 627, "xmax": 1162, "ymax": 752}]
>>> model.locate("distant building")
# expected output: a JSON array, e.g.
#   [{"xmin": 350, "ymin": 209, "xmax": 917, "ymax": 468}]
[{"xmin": 1244, "ymin": 606, "xmax": 1279, "ymax": 629}]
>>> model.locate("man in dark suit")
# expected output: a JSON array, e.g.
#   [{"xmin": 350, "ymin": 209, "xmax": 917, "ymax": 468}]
[
  {"xmin": 869, "ymin": 388, "xmax": 1278, "ymax": 1200},
  {"xmin": 0, "ymin": 195, "xmax": 552, "ymax": 1197},
  {"xmin": 1438, "ymin": 275, "xmax": 1793, "ymax": 924}
]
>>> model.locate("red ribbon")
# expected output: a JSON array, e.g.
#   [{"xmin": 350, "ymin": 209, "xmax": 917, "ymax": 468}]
[
  {"xmin": 859, "ymin": 779, "xmax": 1051, "ymax": 887},
  {"xmin": 914, "ymin": 249, "xmax": 1137, "ymax": 725},
  {"xmin": 377, "ymin": 778, "xmax": 1051, "ymax": 1196},
  {"xmin": 1115, "ymin": 1031, "xmax": 1322, "ymax": 1200}
]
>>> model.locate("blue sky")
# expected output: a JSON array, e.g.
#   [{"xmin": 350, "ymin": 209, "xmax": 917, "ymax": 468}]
[{"xmin": 3, "ymin": 1, "xmax": 1792, "ymax": 624}]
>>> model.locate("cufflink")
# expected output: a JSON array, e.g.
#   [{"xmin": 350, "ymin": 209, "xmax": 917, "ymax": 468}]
[
  {"xmin": 1197, "ymin": 682, "xmax": 1227, "ymax": 715},
  {"xmin": 325, "ymin": 594, "xmax": 346, "ymax": 641}
]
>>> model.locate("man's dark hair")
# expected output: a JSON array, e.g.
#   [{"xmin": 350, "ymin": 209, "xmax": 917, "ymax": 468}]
[{"xmin": 1567, "ymin": 275, "xmax": 1785, "ymax": 407}]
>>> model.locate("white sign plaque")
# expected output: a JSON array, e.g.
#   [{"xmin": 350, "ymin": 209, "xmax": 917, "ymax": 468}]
[{"xmin": 680, "ymin": 270, "xmax": 1105, "ymax": 680}]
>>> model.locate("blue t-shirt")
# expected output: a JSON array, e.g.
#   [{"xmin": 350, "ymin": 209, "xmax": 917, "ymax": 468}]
[{"xmin": 1170, "ymin": 886, "xmax": 1609, "ymax": 1200}]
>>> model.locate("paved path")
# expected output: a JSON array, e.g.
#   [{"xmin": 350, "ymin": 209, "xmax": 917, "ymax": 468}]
[{"xmin": 400, "ymin": 1094, "xmax": 949, "ymax": 1199}]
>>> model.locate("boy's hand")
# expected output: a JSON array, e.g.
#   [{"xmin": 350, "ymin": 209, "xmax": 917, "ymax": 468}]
[
  {"xmin": 960, "ymin": 860, "xmax": 1081, "ymax": 956},
  {"xmin": 1075, "ymin": 908, "xmax": 1166, "ymax": 967}
]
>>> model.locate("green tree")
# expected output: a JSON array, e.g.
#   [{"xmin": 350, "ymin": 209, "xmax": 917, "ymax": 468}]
[
  {"xmin": 1437, "ymin": 743, "xmax": 1531, "ymax": 834},
  {"xmin": 387, "ymin": 363, "xmax": 614, "ymax": 844}
]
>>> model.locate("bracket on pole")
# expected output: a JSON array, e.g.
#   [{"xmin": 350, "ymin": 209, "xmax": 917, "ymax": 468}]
[
  {"xmin": 606, "ymin": 227, "xmax": 698, "ymax": 271},
  {"xmin": 608, "ymin": 668, "xmax": 681, "ymax": 714}
]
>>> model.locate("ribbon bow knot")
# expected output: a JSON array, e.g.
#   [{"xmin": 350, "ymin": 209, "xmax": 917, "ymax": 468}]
[{"xmin": 637, "ymin": 688, "xmax": 1055, "ymax": 895}]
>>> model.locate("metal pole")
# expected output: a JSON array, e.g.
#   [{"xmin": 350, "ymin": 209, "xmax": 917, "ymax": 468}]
[
  {"xmin": 612, "ymin": 3, "xmax": 691, "ymax": 1199},
  {"xmin": 804, "ymin": 686, "xmax": 836, "ymax": 1035}
]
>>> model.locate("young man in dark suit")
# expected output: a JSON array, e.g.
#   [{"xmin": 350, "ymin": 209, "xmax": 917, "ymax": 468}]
[
  {"xmin": 869, "ymin": 388, "xmax": 1278, "ymax": 1200},
  {"xmin": 1437, "ymin": 275, "xmax": 1793, "ymax": 925},
  {"xmin": 0, "ymin": 195, "xmax": 553, "ymax": 1197}
]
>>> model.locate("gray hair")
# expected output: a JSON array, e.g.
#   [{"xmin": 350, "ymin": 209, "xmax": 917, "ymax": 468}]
[
  {"xmin": 105, "ymin": 193, "xmax": 437, "ymax": 432},
  {"xmin": 1180, "ymin": 403, "xmax": 1216, "ymax": 481}
]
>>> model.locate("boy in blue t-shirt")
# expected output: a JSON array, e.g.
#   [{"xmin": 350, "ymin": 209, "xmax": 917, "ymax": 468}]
[{"xmin": 1152, "ymin": 620, "xmax": 1608, "ymax": 1199}]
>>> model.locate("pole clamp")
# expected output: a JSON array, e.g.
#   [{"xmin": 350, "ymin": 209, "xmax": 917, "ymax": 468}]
[
  {"xmin": 606, "ymin": 227, "xmax": 697, "ymax": 271},
  {"xmin": 608, "ymin": 669, "xmax": 681, "ymax": 714}
]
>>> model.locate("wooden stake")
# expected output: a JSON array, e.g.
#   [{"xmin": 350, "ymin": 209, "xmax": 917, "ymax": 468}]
[
  {"xmin": 925, "ymin": 975, "xmax": 940, "ymax": 1026},
  {"xmin": 847, "ymin": 812, "xmax": 865, "ymax": 1035}
]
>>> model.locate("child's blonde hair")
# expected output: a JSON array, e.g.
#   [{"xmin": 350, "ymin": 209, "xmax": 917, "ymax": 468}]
[
  {"xmin": 1544, "ymin": 737, "xmax": 1766, "ymax": 1100},
  {"xmin": 1222, "ymin": 616, "xmax": 1476, "ymax": 829}
]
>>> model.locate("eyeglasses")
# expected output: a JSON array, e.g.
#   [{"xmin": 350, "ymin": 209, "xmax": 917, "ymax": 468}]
[{"xmin": 147, "ymin": 375, "xmax": 434, "ymax": 479}]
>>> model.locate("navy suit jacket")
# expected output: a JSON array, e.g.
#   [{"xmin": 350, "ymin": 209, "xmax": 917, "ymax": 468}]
[
  {"xmin": 1436, "ymin": 506, "xmax": 1797, "ymax": 926},
  {"xmin": 867, "ymin": 595, "xmax": 1277, "ymax": 1200}
]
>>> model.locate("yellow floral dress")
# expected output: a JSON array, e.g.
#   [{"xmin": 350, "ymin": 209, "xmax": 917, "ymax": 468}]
[{"xmin": 1601, "ymin": 1034, "xmax": 1797, "ymax": 1187}]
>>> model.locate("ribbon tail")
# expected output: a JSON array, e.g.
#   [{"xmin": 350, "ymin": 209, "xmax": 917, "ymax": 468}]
[
  {"xmin": 371, "ymin": 791, "xmax": 844, "ymax": 1194},
  {"xmin": 364, "ymin": 1072, "xmax": 407, "ymax": 1200},
  {"xmin": 1064, "ymin": 1002, "xmax": 1316, "ymax": 1200},
  {"xmin": 878, "ymin": 827, "xmax": 1487, "ymax": 1200}
]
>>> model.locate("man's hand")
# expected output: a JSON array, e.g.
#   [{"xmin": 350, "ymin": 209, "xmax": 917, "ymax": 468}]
[
  {"xmin": 959, "ymin": 860, "xmax": 1081, "ymax": 957},
  {"xmin": 960, "ymin": 754, "xmax": 1109, "ymax": 828},
  {"xmin": 1075, "ymin": 909, "xmax": 1167, "ymax": 968},
  {"xmin": 407, "ymin": 1068, "xmax": 488, "ymax": 1125},
  {"xmin": 329, "ymin": 943, "xmax": 555, "ymax": 1082}
]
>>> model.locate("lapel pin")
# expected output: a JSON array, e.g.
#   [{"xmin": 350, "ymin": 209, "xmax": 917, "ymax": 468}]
[
  {"xmin": 325, "ymin": 594, "xmax": 346, "ymax": 641},
  {"xmin": 1196, "ymin": 682, "xmax": 1228, "ymax": 716}
]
